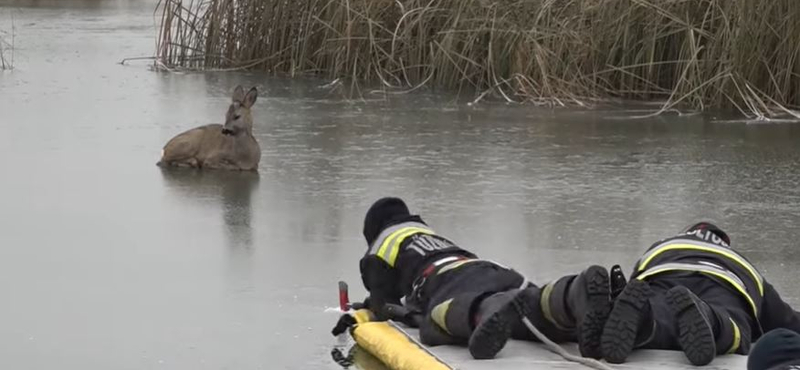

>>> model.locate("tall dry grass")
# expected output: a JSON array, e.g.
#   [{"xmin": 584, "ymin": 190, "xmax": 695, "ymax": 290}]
[
  {"xmin": 0, "ymin": 35, "xmax": 9, "ymax": 70},
  {"xmin": 155, "ymin": 0, "xmax": 800, "ymax": 117},
  {"xmin": 0, "ymin": 30, "xmax": 12, "ymax": 70},
  {"xmin": 0, "ymin": 12, "xmax": 14, "ymax": 70}
]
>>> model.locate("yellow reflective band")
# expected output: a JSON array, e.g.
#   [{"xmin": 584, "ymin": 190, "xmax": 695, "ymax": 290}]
[
  {"xmin": 539, "ymin": 281, "xmax": 569, "ymax": 331},
  {"xmin": 638, "ymin": 243, "xmax": 763, "ymax": 295},
  {"xmin": 637, "ymin": 268, "xmax": 758, "ymax": 317},
  {"xmin": 431, "ymin": 299, "xmax": 453, "ymax": 335},
  {"xmin": 376, "ymin": 227, "xmax": 433, "ymax": 266},
  {"xmin": 369, "ymin": 222, "xmax": 432, "ymax": 256},
  {"xmin": 727, "ymin": 318, "xmax": 741, "ymax": 354},
  {"xmin": 377, "ymin": 227, "xmax": 431, "ymax": 257},
  {"xmin": 388, "ymin": 228, "xmax": 432, "ymax": 267},
  {"xmin": 376, "ymin": 228, "xmax": 410, "ymax": 259}
]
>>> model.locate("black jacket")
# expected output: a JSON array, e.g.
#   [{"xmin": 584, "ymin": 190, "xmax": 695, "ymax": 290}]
[
  {"xmin": 359, "ymin": 219, "xmax": 474, "ymax": 318},
  {"xmin": 634, "ymin": 229, "xmax": 800, "ymax": 335},
  {"xmin": 632, "ymin": 229, "xmax": 765, "ymax": 318}
]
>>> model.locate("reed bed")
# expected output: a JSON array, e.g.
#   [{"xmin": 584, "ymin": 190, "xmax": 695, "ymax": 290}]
[{"xmin": 156, "ymin": 0, "xmax": 800, "ymax": 117}]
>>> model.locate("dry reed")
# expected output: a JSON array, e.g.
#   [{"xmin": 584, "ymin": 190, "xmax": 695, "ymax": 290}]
[
  {"xmin": 0, "ymin": 11, "xmax": 14, "ymax": 70},
  {"xmin": 155, "ymin": 0, "xmax": 800, "ymax": 117},
  {"xmin": 0, "ymin": 35, "xmax": 9, "ymax": 70},
  {"xmin": 0, "ymin": 29, "xmax": 12, "ymax": 70}
]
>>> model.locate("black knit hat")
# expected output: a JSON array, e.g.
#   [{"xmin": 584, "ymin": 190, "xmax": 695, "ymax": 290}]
[
  {"xmin": 363, "ymin": 197, "xmax": 412, "ymax": 246},
  {"xmin": 683, "ymin": 221, "xmax": 731, "ymax": 245},
  {"xmin": 747, "ymin": 328, "xmax": 800, "ymax": 370}
]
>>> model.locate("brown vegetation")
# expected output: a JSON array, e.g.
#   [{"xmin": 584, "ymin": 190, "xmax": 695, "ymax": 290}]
[{"xmin": 156, "ymin": 0, "xmax": 800, "ymax": 117}]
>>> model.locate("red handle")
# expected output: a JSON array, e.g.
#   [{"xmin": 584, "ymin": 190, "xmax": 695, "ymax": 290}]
[{"xmin": 338, "ymin": 281, "xmax": 350, "ymax": 311}]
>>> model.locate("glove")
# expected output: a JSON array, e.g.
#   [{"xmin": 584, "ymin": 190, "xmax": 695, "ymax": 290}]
[
  {"xmin": 331, "ymin": 314, "xmax": 357, "ymax": 336},
  {"xmin": 383, "ymin": 304, "xmax": 422, "ymax": 328},
  {"xmin": 350, "ymin": 301, "xmax": 367, "ymax": 310}
]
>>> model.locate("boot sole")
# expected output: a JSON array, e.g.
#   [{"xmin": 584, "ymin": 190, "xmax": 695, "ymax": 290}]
[
  {"xmin": 665, "ymin": 286, "xmax": 716, "ymax": 366},
  {"xmin": 469, "ymin": 289, "xmax": 534, "ymax": 359},
  {"xmin": 578, "ymin": 265, "xmax": 612, "ymax": 359},
  {"xmin": 601, "ymin": 279, "xmax": 653, "ymax": 364}
]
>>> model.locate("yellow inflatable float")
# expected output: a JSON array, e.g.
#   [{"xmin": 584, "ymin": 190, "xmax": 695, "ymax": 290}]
[
  {"xmin": 332, "ymin": 283, "xmax": 748, "ymax": 370},
  {"xmin": 347, "ymin": 309, "xmax": 452, "ymax": 370}
]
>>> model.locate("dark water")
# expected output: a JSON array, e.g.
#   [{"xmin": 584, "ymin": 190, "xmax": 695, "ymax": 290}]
[{"xmin": 1, "ymin": 1, "xmax": 800, "ymax": 369}]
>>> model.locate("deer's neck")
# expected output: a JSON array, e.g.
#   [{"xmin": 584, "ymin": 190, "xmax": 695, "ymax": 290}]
[{"xmin": 227, "ymin": 126, "xmax": 253, "ymax": 138}]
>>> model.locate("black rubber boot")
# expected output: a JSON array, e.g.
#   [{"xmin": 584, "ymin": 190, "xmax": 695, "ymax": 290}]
[
  {"xmin": 468, "ymin": 289, "xmax": 535, "ymax": 360},
  {"xmin": 601, "ymin": 279, "xmax": 655, "ymax": 364},
  {"xmin": 609, "ymin": 264, "xmax": 627, "ymax": 299},
  {"xmin": 665, "ymin": 286, "xmax": 717, "ymax": 366},
  {"xmin": 525, "ymin": 266, "xmax": 612, "ymax": 358},
  {"xmin": 572, "ymin": 265, "xmax": 613, "ymax": 359}
]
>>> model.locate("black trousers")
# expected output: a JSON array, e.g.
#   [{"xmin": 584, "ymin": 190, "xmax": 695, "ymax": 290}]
[
  {"xmin": 640, "ymin": 273, "xmax": 755, "ymax": 354},
  {"xmin": 416, "ymin": 261, "xmax": 526, "ymax": 345}
]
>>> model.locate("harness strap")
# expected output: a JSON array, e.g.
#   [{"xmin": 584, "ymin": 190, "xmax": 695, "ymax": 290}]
[{"xmin": 420, "ymin": 256, "xmax": 467, "ymax": 278}]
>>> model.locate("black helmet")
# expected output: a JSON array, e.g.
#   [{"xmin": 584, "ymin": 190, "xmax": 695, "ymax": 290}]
[
  {"xmin": 747, "ymin": 328, "xmax": 800, "ymax": 370},
  {"xmin": 682, "ymin": 221, "xmax": 731, "ymax": 245},
  {"xmin": 363, "ymin": 197, "xmax": 412, "ymax": 246}
]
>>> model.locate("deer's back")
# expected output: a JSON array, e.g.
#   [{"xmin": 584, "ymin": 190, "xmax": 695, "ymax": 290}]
[
  {"xmin": 161, "ymin": 124, "xmax": 222, "ymax": 161},
  {"xmin": 161, "ymin": 124, "xmax": 260, "ymax": 171}
]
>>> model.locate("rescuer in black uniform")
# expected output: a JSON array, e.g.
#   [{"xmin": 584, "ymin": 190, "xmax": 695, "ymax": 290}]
[
  {"xmin": 593, "ymin": 221, "xmax": 800, "ymax": 366},
  {"xmin": 349, "ymin": 197, "xmax": 613, "ymax": 360}
]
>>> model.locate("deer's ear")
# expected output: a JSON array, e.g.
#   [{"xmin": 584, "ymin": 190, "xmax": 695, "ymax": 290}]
[
  {"xmin": 243, "ymin": 87, "xmax": 258, "ymax": 108},
  {"xmin": 232, "ymin": 85, "xmax": 245, "ymax": 103}
]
